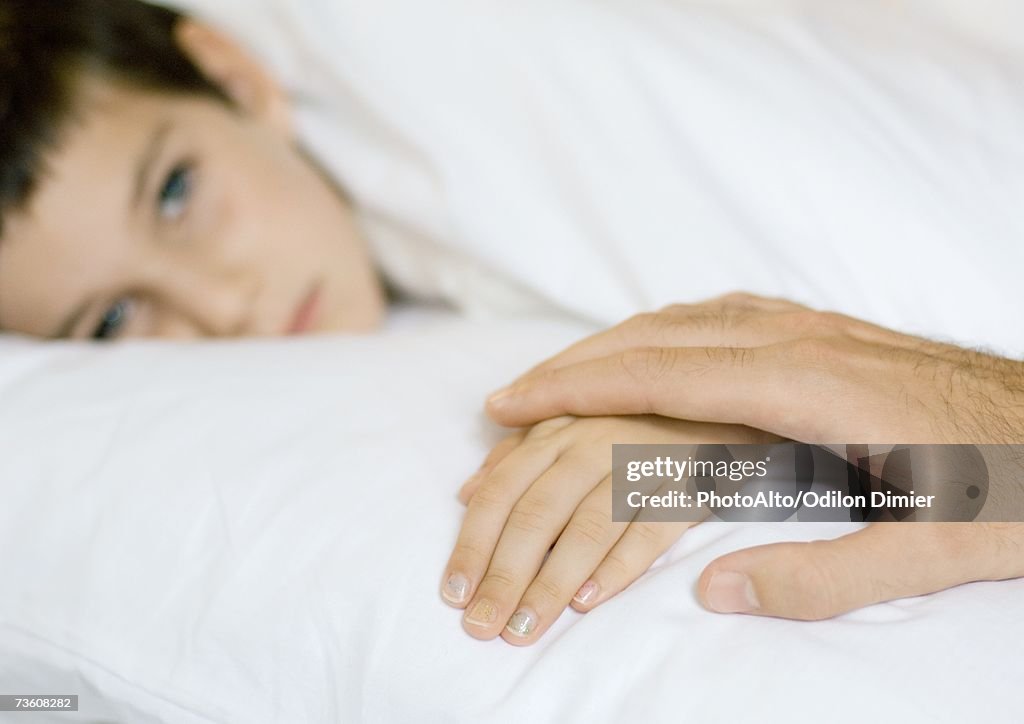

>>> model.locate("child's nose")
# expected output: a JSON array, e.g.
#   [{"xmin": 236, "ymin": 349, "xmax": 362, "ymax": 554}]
[{"xmin": 157, "ymin": 263, "xmax": 264, "ymax": 338}]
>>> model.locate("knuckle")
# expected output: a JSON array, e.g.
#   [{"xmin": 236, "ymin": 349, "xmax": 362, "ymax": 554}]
[
  {"xmin": 705, "ymin": 345, "xmax": 756, "ymax": 369},
  {"xmin": 467, "ymin": 480, "xmax": 510, "ymax": 513},
  {"xmin": 599, "ymin": 551, "xmax": 632, "ymax": 581},
  {"xmin": 620, "ymin": 346, "xmax": 677, "ymax": 384},
  {"xmin": 645, "ymin": 305, "xmax": 738, "ymax": 339},
  {"xmin": 731, "ymin": 346, "xmax": 757, "ymax": 368},
  {"xmin": 506, "ymin": 494, "xmax": 555, "ymax": 534},
  {"xmin": 694, "ymin": 309, "xmax": 732, "ymax": 332},
  {"xmin": 566, "ymin": 508, "xmax": 614, "ymax": 547},
  {"xmin": 480, "ymin": 566, "xmax": 519, "ymax": 592},
  {"xmin": 529, "ymin": 576, "xmax": 566, "ymax": 605},
  {"xmin": 451, "ymin": 540, "xmax": 491, "ymax": 569},
  {"xmin": 626, "ymin": 522, "xmax": 663, "ymax": 547}
]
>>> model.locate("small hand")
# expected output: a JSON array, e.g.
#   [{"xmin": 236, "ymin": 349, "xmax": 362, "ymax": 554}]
[{"xmin": 441, "ymin": 415, "xmax": 775, "ymax": 644}]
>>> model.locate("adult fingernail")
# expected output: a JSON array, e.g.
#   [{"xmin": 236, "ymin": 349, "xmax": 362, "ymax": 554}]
[
  {"xmin": 486, "ymin": 387, "xmax": 513, "ymax": 408},
  {"xmin": 465, "ymin": 599, "xmax": 499, "ymax": 627},
  {"xmin": 573, "ymin": 581, "xmax": 599, "ymax": 606},
  {"xmin": 442, "ymin": 573, "xmax": 471, "ymax": 605},
  {"xmin": 505, "ymin": 608, "xmax": 537, "ymax": 637},
  {"xmin": 706, "ymin": 572, "xmax": 760, "ymax": 614}
]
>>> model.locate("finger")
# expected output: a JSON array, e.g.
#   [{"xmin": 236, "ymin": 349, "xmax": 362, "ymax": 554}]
[
  {"xmin": 508, "ymin": 295, "xmax": 807, "ymax": 384},
  {"xmin": 488, "ymin": 345, "xmax": 790, "ymax": 432},
  {"xmin": 570, "ymin": 520, "xmax": 697, "ymax": 613},
  {"xmin": 458, "ymin": 430, "xmax": 528, "ymax": 505},
  {"xmin": 440, "ymin": 428, "xmax": 567, "ymax": 609},
  {"xmin": 461, "ymin": 452, "xmax": 608, "ymax": 640},
  {"xmin": 702, "ymin": 291, "xmax": 807, "ymax": 312},
  {"xmin": 697, "ymin": 522, "xmax": 1024, "ymax": 620},
  {"xmin": 499, "ymin": 476, "xmax": 626, "ymax": 645}
]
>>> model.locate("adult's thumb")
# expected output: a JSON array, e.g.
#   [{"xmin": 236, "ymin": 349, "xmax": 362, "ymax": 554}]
[{"xmin": 696, "ymin": 523, "xmax": 1024, "ymax": 620}]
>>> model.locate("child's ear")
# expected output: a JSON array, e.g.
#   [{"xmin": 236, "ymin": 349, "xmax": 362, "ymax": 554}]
[{"xmin": 174, "ymin": 19, "xmax": 292, "ymax": 136}]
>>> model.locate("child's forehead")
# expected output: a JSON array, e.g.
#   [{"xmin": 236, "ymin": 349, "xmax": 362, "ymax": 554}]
[
  {"xmin": 10, "ymin": 81, "xmax": 183, "ymax": 230},
  {"xmin": 45, "ymin": 75, "xmax": 209, "ymax": 180},
  {"xmin": 37, "ymin": 85, "xmax": 157, "ymax": 180},
  {"xmin": 69, "ymin": 70, "xmax": 180, "ymax": 122}
]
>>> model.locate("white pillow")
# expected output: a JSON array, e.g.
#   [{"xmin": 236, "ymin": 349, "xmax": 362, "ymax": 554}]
[
  {"xmin": 161, "ymin": 0, "xmax": 1024, "ymax": 352},
  {"xmin": 3, "ymin": 309, "xmax": 1023, "ymax": 723}
]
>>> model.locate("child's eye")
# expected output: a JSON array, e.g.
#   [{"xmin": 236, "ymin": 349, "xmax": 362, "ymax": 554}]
[
  {"xmin": 157, "ymin": 162, "xmax": 193, "ymax": 221},
  {"xmin": 92, "ymin": 299, "xmax": 132, "ymax": 341}
]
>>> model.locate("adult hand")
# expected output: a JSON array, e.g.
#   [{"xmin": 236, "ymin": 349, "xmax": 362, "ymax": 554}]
[{"xmin": 484, "ymin": 293, "xmax": 1024, "ymax": 620}]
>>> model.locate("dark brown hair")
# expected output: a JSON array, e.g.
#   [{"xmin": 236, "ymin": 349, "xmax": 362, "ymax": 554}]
[{"xmin": 0, "ymin": 0, "xmax": 227, "ymax": 236}]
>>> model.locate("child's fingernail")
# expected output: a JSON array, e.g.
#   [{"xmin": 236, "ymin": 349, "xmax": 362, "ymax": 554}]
[
  {"xmin": 442, "ymin": 573, "xmax": 471, "ymax": 605},
  {"xmin": 505, "ymin": 608, "xmax": 537, "ymax": 637},
  {"xmin": 465, "ymin": 598, "xmax": 499, "ymax": 627},
  {"xmin": 486, "ymin": 387, "xmax": 513, "ymax": 407},
  {"xmin": 705, "ymin": 572, "xmax": 760, "ymax": 614},
  {"xmin": 573, "ymin": 581, "xmax": 599, "ymax": 606}
]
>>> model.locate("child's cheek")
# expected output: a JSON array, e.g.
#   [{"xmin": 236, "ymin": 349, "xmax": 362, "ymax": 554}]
[{"xmin": 199, "ymin": 167, "xmax": 236, "ymax": 254}]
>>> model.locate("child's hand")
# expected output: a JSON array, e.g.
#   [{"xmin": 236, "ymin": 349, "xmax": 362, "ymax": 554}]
[{"xmin": 440, "ymin": 415, "xmax": 777, "ymax": 645}]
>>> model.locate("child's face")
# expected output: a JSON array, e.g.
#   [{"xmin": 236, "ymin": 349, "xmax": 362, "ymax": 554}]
[{"xmin": 0, "ymin": 24, "xmax": 384, "ymax": 340}]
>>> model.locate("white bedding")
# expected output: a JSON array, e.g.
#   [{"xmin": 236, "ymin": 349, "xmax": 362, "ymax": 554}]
[
  {"xmin": 164, "ymin": 0, "xmax": 1024, "ymax": 352},
  {"xmin": 1, "ymin": 307, "xmax": 1022, "ymax": 723},
  {"xmin": 4, "ymin": 2, "xmax": 1024, "ymax": 721}
]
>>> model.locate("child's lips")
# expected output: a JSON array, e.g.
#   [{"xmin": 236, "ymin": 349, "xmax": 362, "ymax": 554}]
[{"xmin": 287, "ymin": 283, "xmax": 322, "ymax": 335}]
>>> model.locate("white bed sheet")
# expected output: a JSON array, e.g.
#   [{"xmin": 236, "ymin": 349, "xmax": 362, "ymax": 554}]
[{"xmin": 1, "ymin": 308, "xmax": 1020, "ymax": 723}]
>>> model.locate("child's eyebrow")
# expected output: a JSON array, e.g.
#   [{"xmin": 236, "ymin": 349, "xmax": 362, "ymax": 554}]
[{"xmin": 131, "ymin": 119, "xmax": 175, "ymax": 213}]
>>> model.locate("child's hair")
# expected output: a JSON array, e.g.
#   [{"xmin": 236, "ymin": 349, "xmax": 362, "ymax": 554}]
[{"xmin": 0, "ymin": 0, "xmax": 227, "ymax": 236}]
